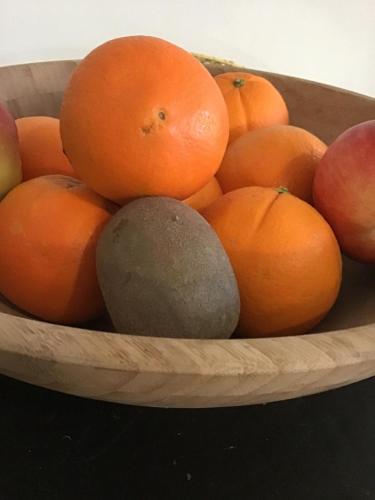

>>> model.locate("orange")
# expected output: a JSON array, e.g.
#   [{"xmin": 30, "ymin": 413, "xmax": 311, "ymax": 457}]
[
  {"xmin": 0, "ymin": 175, "xmax": 116, "ymax": 324},
  {"xmin": 60, "ymin": 36, "xmax": 229, "ymax": 203},
  {"xmin": 214, "ymin": 71, "xmax": 289, "ymax": 143},
  {"xmin": 183, "ymin": 177, "xmax": 222, "ymax": 212},
  {"xmin": 16, "ymin": 116, "xmax": 76, "ymax": 180},
  {"xmin": 217, "ymin": 125, "xmax": 327, "ymax": 203},
  {"xmin": 202, "ymin": 186, "xmax": 342, "ymax": 337}
]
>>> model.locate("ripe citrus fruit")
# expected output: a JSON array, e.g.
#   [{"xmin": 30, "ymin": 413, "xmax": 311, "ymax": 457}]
[
  {"xmin": 217, "ymin": 125, "xmax": 327, "ymax": 203},
  {"xmin": 214, "ymin": 71, "xmax": 289, "ymax": 143},
  {"xmin": 60, "ymin": 36, "xmax": 229, "ymax": 203},
  {"xmin": 0, "ymin": 175, "xmax": 116, "ymax": 324},
  {"xmin": 184, "ymin": 177, "xmax": 222, "ymax": 212},
  {"xmin": 202, "ymin": 186, "xmax": 342, "ymax": 337},
  {"xmin": 16, "ymin": 116, "xmax": 76, "ymax": 180}
]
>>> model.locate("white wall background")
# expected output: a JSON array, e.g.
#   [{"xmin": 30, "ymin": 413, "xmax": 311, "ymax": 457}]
[{"xmin": 0, "ymin": 0, "xmax": 374, "ymax": 96}]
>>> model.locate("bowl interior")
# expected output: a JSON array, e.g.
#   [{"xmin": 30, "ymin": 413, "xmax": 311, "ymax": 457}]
[
  {"xmin": 0, "ymin": 59, "xmax": 374, "ymax": 336},
  {"xmin": 1, "ymin": 255, "xmax": 373, "ymax": 335}
]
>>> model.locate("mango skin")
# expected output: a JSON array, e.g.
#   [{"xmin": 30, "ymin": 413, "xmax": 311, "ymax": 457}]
[
  {"xmin": 313, "ymin": 120, "xmax": 375, "ymax": 263},
  {"xmin": 0, "ymin": 104, "xmax": 18, "ymax": 140},
  {"xmin": 0, "ymin": 104, "xmax": 22, "ymax": 200}
]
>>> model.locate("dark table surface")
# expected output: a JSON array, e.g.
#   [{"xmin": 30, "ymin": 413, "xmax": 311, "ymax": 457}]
[{"xmin": 1, "ymin": 374, "xmax": 375, "ymax": 500}]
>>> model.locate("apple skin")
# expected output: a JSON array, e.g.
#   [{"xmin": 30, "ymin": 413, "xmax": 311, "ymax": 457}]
[
  {"xmin": 0, "ymin": 103, "xmax": 22, "ymax": 200},
  {"xmin": 0, "ymin": 103, "xmax": 18, "ymax": 141},
  {"xmin": 313, "ymin": 120, "xmax": 375, "ymax": 264}
]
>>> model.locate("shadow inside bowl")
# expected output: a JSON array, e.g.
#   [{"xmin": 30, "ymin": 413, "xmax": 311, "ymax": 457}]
[
  {"xmin": 313, "ymin": 256, "xmax": 375, "ymax": 333},
  {"xmin": 0, "ymin": 295, "xmax": 114, "ymax": 332},
  {"xmin": 0, "ymin": 255, "xmax": 373, "ymax": 337}
]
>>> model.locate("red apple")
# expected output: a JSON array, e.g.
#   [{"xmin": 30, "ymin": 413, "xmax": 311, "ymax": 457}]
[
  {"xmin": 0, "ymin": 103, "xmax": 22, "ymax": 200},
  {"xmin": 0, "ymin": 102, "xmax": 18, "ymax": 141},
  {"xmin": 313, "ymin": 120, "xmax": 375, "ymax": 263}
]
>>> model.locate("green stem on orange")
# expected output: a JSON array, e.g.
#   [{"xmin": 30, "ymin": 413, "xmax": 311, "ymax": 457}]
[
  {"xmin": 275, "ymin": 186, "xmax": 289, "ymax": 194},
  {"xmin": 233, "ymin": 78, "xmax": 245, "ymax": 88}
]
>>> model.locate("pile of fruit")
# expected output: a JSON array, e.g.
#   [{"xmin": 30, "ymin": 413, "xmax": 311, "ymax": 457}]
[{"xmin": 0, "ymin": 36, "xmax": 373, "ymax": 340}]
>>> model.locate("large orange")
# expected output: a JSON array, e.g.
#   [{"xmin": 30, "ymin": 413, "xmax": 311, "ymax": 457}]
[
  {"xmin": 183, "ymin": 177, "xmax": 222, "ymax": 212},
  {"xmin": 202, "ymin": 186, "xmax": 342, "ymax": 338},
  {"xmin": 60, "ymin": 36, "xmax": 229, "ymax": 203},
  {"xmin": 0, "ymin": 175, "xmax": 116, "ymax": 324},
  {"xmin": 16, "ymin": 116, "xmax": 76, "ymax": 180},
  {"xmin": 217, "ymin": 125, "xmax": 327, "ymax": 203},
  {"xmin": 214, "ymin": 71, "xmax": 289, "ymax": 143}
]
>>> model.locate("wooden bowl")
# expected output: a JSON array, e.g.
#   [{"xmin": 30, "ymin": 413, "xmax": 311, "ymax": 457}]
[{"xmin": 0, "ymin": 58, "xmax": 374, "ymax": 408}]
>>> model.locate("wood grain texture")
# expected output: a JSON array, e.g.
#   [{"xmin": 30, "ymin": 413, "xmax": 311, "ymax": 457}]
[
  {"xmin": 0, "ymin": 59, "xmax": 374, "ymax": 408},
  {"xmin": 0, "ymin": 60, "xmax": 79, "ymax": 118}
]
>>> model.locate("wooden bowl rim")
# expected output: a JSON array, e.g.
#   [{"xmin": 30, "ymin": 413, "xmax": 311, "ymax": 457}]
[
  {"xmin": 0, "ymin": 58, "xmax": 374, "ymax": 408},
  {"xmin": 1, "ymin": 310, "xmax": 374, "ymax": 376},
  {"xmin": 2, "ymin": 57, "xmax": 374, "ymax": 101}
]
